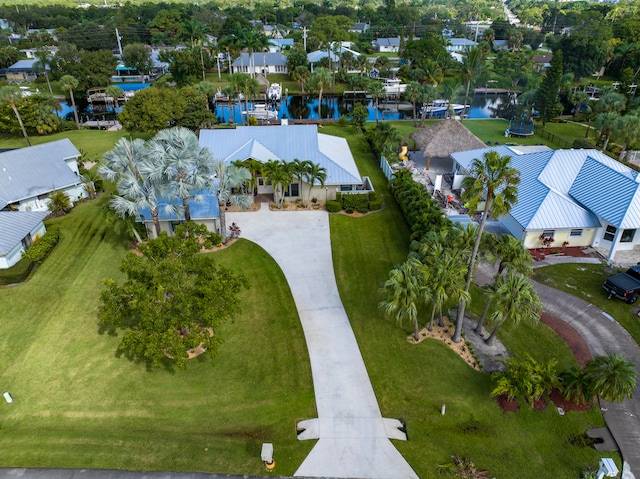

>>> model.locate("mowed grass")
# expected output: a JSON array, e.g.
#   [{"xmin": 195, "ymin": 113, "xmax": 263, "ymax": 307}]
[
  {"xmin": 0, "ymin": 197, "xmax": 315, "ymax": 475},
  {"xmin": 326, "ymin": 124, "xmax": 607, "ymax": 479},
  {"xmin": 532, "ymin": 263, "xmax": 640, "ymax": 345}
]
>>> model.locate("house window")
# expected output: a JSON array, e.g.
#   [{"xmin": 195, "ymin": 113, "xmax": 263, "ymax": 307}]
[
  {"xmin": 621, "ymin": 229, "xmax": 636, "ymax": 243},
  {"xmin": 340, "ymin": 185, "xmax": 354, "ymax": 191},
  {"xmin": 570, "ymin": 229, "xmax": 583, "ymax": 237},
  {"xmin": 285, "ymin": 183, "xmax": 300, "ymax": 197},
  {"xmin": 21, "ymin": 233, "xmax": 33, "ymax": 249},
  {"xmin": 541, "ymin": 230, "xmax": 555, "ymax": 238},
  {"xmin": 169, "ymin": 221, "xmax": 183, "ymax": 233},
  {"xmin": 258, "ymin": 177, "xmax": 264, "ymax": 186},
  {"xmin": 603, "ymin": 225, "xmax": 617, "ymax": 242}
]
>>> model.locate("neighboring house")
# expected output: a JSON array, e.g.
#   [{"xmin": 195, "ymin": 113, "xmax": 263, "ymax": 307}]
[
  {"xmin": 349, "ymin": 22, "xmax": 370, "ymax": 34},
  {"xmin": 139, "ymin": 124, "xmax": 372, "ymax": 238},
  {"xmin": 20, "ymin": 46, "xmax": 58, "ymax": 59},
  {"xmin": 4, "ymin": 59, "xmax": 49, "ymax": 83},
  {"xmin": 307, "ymin": 46, "xmax": 360, "ymax": 71},
  {"xmin": 450, "ymin": 145, "xmax": 640, "ymax": 262},
  {"xmin": 375, "ymin": 37, "xmax": 402, "ymax": 53},
  {"xmin": 0, "ymin": 211, "xmax": 48, "ymax": 269},
  {"xmin": 231, "ymin": 52, "xmax": 287, "ymax": 74},
  {"xmin": 0, "ymin": 139, "xmax": 87, "ymax": 213},
  {"xmin": 263, "ymin": 25, "xmax": 281, "ymax": 38},
  {"xmin": 465, "ymin": 22, "xmax": 492, "ymax": 38},
  {"xmin": 446, "ymin": 38, "xmax": 478, "ymax": 53},
  {"xmin": 534, "ymin": 54, "xmax": 552, "ymax": 72},
  {"xmin": 492, "ymin": 40, "xmax": 509, "ymax": 51},
  {"xmin": 113, "ymin": 50, "xmax": 169, "ymax": 81},
  {"xmin": 268, "ymin": 38, "xmax": 294, "ymax": 53}
]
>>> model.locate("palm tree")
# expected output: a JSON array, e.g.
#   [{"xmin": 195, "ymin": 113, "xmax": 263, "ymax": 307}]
[
  {"xmin": 427, "ymin": 252, "xmax": 470, "ymax": 330},
  {"xmin": 585, "ymin": 351, "xmax": 637, "ymax": 403},
  {"xmin": 291, "ymin": 65, "xmax": 311, "ymax": 93},
  {"xmin": 229, "ymin": 73, "xmax": 248, "ymax": 125},
  {"xmin": 148, "ymin": 127, "xmax": 214, "ymax": 222},
  {"xmin": 239, "ymin": 75, "xmax": 261, "ymax": 121},
  {"xmin": 261, "ymin": 159, "xmax": 292, "ymax": 208},
  {"xmin": 560, "ymin": 366, "xmax": 593, "ymax": 405},
  {"xmin": 485, "ymin": 270, "xmax": 541, "ymax": 346},
  {"xmin": 404, "ymin": 81, "xmax": 421, "ymax": 127},
  {"xmin": 367, "ymin": 79, "xmax": 386, "ymax": 125},
  {"xmin": 617, "ymin": 112, "xmax": 640, "ymax": 161},
  {"xmin": 290, "ymin": 159, "xmax": 312, "ymax": 202},
  {"xmin": 33, "ymin": 48, "xmax": 52, "ymax": 95},
  {"xmin": 460, "ymin": 46, "xmax": 487, "ymax": 113},
  {"xmin": 594, "ymin": 111, "xmax": 621, "ymax": 151},
  {"xmin": 59, "ymin": 74, "xmax": 80, "ymax": 130},
  {"xmin": 105, "ymin": 85, "xmax": 124, "ymax": 111},
  {"xmin": 238, "ymin": 28, "xmax": 269, "ymax": 78},
  {"xmin": 211, "ymin": 159, "xmax": 251, "ymax": 243},
  {"xmin": 47, "ymin": 190, "xmax": 71, "ymax": 216},
  {"xmin": 418, "ymin": 84, "xmax": 437, "ymax": 127},
  {"xmin": 0, "ymin": 85, "xmax": 30, "ymax": 146},
  {"xmin": 303, "ymin": 162, "xmax": 327, "ymax": 207},
  {"xmin": 309, "ymin": 67, "xmax": 333, "ymax": 119},
  {"xmin": 99, "ymin": 138, "xmax": 168, "ymax": 237},
  {"xmin": 195, "ymin": 81, "xmax": 217, "ymax": 111},
  {"xmin": 453, "ymin": 151, "xmax": 520, "ymax": 343},
  {"xmin": 379, "ymin": 258, "xmax": 426, "ymax": 341}
]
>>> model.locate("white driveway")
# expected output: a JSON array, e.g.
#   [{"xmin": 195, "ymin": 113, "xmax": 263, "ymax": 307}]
[{"xmin": 227, "ymin": 205, "xmax": 418, "ymax": 479}]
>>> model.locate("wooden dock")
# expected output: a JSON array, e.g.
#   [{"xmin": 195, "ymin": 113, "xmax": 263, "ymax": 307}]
[{"xmin": 474, "ymin": 87, "xmax": 511, "ymax": 94}]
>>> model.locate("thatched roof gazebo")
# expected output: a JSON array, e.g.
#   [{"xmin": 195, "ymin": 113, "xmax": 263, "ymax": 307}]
[{"xmin": 411, "ymin": 120, "xmax": 486, "ymax": 168}]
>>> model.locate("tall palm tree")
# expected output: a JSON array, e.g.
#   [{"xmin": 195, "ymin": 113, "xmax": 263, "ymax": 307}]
[
  {"xmin": 239, "ymin": 75, "xmax": 261, "ymax": 121},
  {"xmin": 195, "ymin": 81, "xmax": 217, "ymax": 111},
  {"xmin": 99, "ymin": 138, "xmax": 169, "ymax": 237},
  {"xmin": 290, "ymin": 159, "xmax": 312, "ymax": 202},
  {"xmin": 617, "ymin": 112, "xmax": 640, "ymax": 161},
  {"xmin": 367, "ymin": 79, "xmax": 386, "ymax": 125},
  {"xmin": 33, "ymin": 48, "xmax": 52, "ymax": 94},
  {"xmin": 261, "ymin": 159, "xmax": 292, "ymax": 208},
  {"xmin": 105, "ymin": 85, "xmax": 124, "ymax": 111},
  {"xmin": 418, "ymin": 84, "xmax": 437, "ymax": 127},
  {"xmin": 303, "ymin": 162, "xmax": 327, "ymax": 207},
  {"xmin": 485, "ymin": 270, "xmax": 541, "ymax": 346},
  {"xmin": 229, "ymin": 73, "xmax": 248, "ymax": 125},
  {"xmin": 426, "ymin": 252, "xmax": 470, "ymax": 331},
  {"xmin": 585, "ymin": 351, "xmax": 638, "ymax": 403},
  {"xmin": 404, "ymin": 81, "xmax": 422, "ymax": 127},
  {"xmin": 239, "ymin": 28, "xmax": 269, "ymax": 78},
  {"xmin": 453, "ymin": 151, "xmax": 520, "ymax": 343},
  {"xmin": 309, "ymin": 67, "xmax": 333, "ymax": 119},
  {"xmin": 594, "ymin": 111, "xmax": 621, "ymax": 151},
  {"xmin": 59, "ymin": 74, "xmax": 80, "ymax": 130},
  {"xmin": 460, "ymin": 46, "xmax": 487, "ymax": 113},
  {"xmin": 0, "ymin": 85, "xmax": 30, "ymax": 146},
  {"xmin": 148, "ymin": 127, "xmax": 214, "ymax": 222},
  {"xmin": 211, "ymin": 159, "xmax": 251, "ymax": 243},
  {"xmin": 379, "ymin": 258, "xmax": 426, "ymax": 341}
]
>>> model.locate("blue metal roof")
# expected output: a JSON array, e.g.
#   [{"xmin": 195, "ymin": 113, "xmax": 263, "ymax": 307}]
[
  {"xmin": 569, "ymin": 156, "xmax": 640, "ymax": 228},
  {"xmin": 232, "ymin": 52, "xmax": 287, "ymax": 67},
  {"xmin": 199, "ymin": 125, "xmax": 362, "ymax": 185}
]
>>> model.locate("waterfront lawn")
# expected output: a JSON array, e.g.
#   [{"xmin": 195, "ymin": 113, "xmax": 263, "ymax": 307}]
[
  {"xmin": 532, "ymin": 263, "xmax": 640, "ymax": 346},
  {"xmin": 326, "ymin": 124, "xmax": 607, "ymax": 479},
  {"xmin": 0, "ymin": 197, "xmax": 315, "ymax": 475}
]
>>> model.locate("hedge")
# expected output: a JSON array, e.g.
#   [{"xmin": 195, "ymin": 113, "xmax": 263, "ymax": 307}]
[
  {"xmin": 0, "ymin": 257, "xmax": 35, "ymax": 285},
  {"xmin": 342, "ymin": 193, "xmax": 369, "ymax": 212},
  {"xmin": 23, "ymin": 226, "xmax": 60, "ymax": 265},
  {"xmin": 326, "ymin": 200, "xmax": 342, "ymax": 213}
]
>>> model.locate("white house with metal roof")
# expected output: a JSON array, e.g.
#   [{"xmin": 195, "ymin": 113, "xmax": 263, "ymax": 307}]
[
  {"xmin": 200, "ymin": 124, "xmax": 371, "ymax": 202},
  {"xmin": 0, "ymin": 211, "xmax": 48, "ymax": 269},
  {"xmin": 450, "ymin": 145, "xmax": 640, "ymax": 261},
  {"xmin": 0, "ymin": 139, "xmax": 87, "ymax": 213},
  {"xmin": 231, "ymin": 52, "xmax": 288, "ymax": 75}
]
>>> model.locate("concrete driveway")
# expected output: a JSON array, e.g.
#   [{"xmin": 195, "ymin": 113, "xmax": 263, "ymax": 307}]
[{"xmin": 227, "ymin": 205, "xmax": 418, "ymax": 479}]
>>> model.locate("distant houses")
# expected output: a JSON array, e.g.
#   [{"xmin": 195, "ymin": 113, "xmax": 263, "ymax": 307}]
[{"xmin": 3, "ymin": 59, "xmax": 50, "ymax": 84}]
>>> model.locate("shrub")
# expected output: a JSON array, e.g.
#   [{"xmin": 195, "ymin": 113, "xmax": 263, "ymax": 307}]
[
  {"xmin": 326, "ymin": 200, "xmax": 342, "ymax": 212},
  {"xmin": 335, "ymin": 192, "xmax": 342, "ymax": 206},
  {"xmin": 572, "ymin": 138, "xmax": 596, "ymax": 149},
  {"xmin": 342, "ymin": 193, "xmax": 369, "ymax": 211},
  {"xmin": 368, "ymin": 190, "xmax": 377, "ymax": 201},
  {"xmin": 22, "ymin": 226, "xmax": 60, "ymax": 265},
  {"xmin": 345, "ymin": 207, "xmax": 354, "ymax": 214},
  {"xmin": 0, "ymin": 257, "xmax": 34, "ymax": 285},
  {"xmin": 369, "ymin": 196, "xmax": 383, "ymax": 211},
  {"xmin": 357, "ymin": 207, "xmax": 368, "ymax": 214}
]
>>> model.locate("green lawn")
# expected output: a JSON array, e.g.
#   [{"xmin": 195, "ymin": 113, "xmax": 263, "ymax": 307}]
[
  {"xmin": 325, "ymin": 124, "xmax": 610, "ymax": 478},
  {"xmin": 532, "ymin": 263, "xmax": 640, "ymax": 346},
  {"xmin": 0, "ymin": 197, "xmax": 315, "ymax": 475}
]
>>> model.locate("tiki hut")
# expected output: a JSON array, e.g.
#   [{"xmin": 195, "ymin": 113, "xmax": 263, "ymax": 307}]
[{"xmin": 411, "ymin": 119, "xmax": 485, "ymax": 169}]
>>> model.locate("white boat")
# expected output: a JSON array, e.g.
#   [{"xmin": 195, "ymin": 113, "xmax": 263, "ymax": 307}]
[
  {"xmin": 383, "ymin": 78, "xmax": 407, "ymax": 95},
  {"xmin": 242, "ymin": 104, "xmax": 278, "ymax": 120},
  {"xmin": 267, "ymin": 83, "xmax": 282, "ymax": 102},
  {"xmin": 420, "ymin": 100, "xmax": 466, "ymax": 117}
]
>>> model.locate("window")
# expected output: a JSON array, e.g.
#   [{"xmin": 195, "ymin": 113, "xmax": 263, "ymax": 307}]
[
  {"xmin": 340, "ymin": 185, "xmax": 354, "ymax": 192},
  {"xmin": 169, "ymin": 221, "xmax": 183, "ymax": 234},
  {"xmin": 21, "ymin": 233, "xmax": 33, "ymax": 249},
  {"xmin": 285, "ymin": 183, "xmax": 299, "ymax": 197},
  {"xmin": 257, "ymin": 177, "xmax": 264, "ymax": 186},
  {"xmin": 621, "ymin": 229, "xmax": 636, "ymax": 243},
  {"xmin": 603, "ymin": 225, "xmax": 617, "ymax": 242},
  {"xmin": 541, "ymin": 230, "xmax": 555, "ymax": 238},
  {"xmin": 570, "ymin": 229, "xmax": 583, "ymax": 237}
]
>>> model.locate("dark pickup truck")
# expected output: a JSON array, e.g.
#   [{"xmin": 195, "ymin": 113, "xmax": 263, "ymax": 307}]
[{"xmin": 603, "ymin": 265, "xmax": 640, "ymax": 304}]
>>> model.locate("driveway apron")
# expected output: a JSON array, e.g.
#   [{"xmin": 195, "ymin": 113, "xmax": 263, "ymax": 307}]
[{"xmin": 227, "ymin": 206, "xmax": 418, "ymax": 479}]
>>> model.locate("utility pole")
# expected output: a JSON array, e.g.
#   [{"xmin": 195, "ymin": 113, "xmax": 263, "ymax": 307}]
[
  {"xmin": 303, "ymin": 26, "xmax": 307, "ymax": 51},
  {"xmin": 115, "ymin": 28, "xmax": 123, "ymax": 57}
]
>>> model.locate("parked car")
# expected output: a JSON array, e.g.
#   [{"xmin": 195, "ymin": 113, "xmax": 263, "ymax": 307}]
[{"xmin": 603, "ymin": 265, "xmax": 640, "ymax": 304}]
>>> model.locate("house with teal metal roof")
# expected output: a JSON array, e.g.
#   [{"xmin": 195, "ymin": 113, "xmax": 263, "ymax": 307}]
[{"xmin": 450, "ymin": 146, "xmax": 640, "ymax": 261}]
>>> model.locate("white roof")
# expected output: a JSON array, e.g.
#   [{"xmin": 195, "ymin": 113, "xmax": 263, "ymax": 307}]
[
  {"xmin": 0, "ymin": 211, "xmax": 48, "ymax": 256},
  {"xmin": 198, "ymin": 125, "xmax": 362, "ymax": 185},
  {"xmin": 0, "ymin": 139, "xmax": 81, "ymax": 209}
]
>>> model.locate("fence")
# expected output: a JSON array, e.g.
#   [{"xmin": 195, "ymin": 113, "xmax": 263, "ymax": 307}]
[
  {"xmin": 536, "ymin": 127, "xmax": 572, "ymax": 148},
  {"xmin": 380, "ymin": 156, "xmax": 395, "ymax": 181}
]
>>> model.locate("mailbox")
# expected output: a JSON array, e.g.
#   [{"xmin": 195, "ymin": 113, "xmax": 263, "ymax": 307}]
[{"xmin": 3, "ymin": 392, "xmax": 12, "ymax": 404}]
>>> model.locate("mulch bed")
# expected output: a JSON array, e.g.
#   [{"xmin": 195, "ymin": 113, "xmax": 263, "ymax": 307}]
[
  {"xmin": 549, "ymin": 389, "xmax": 593, "ymax": 412},
  {"xmin": 533, "ymin": 397, "xmax": 548, "ymax": 411},
  {"xmin": 496, "ymin": 394, "xmax": 519, "ymax": 413},
  {"xmin": 529, "ymin": 246, "xmax": 592, "ymax": 261}
]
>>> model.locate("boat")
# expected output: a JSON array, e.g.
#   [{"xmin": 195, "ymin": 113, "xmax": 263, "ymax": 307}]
[
  {"xmin": 242, "ymin": 104, "xmax": 278, "ymax": 120},
  {"xmin": 267, "ymin": 83, "xmax": 282, "ymax": 102},
  {"xmin": 383, "ymin": 78, "xmax": 407, "ymax": 96},
  {"xmin": 419, "ymin": 100, "xmax": 466, "ymax": 117}
]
